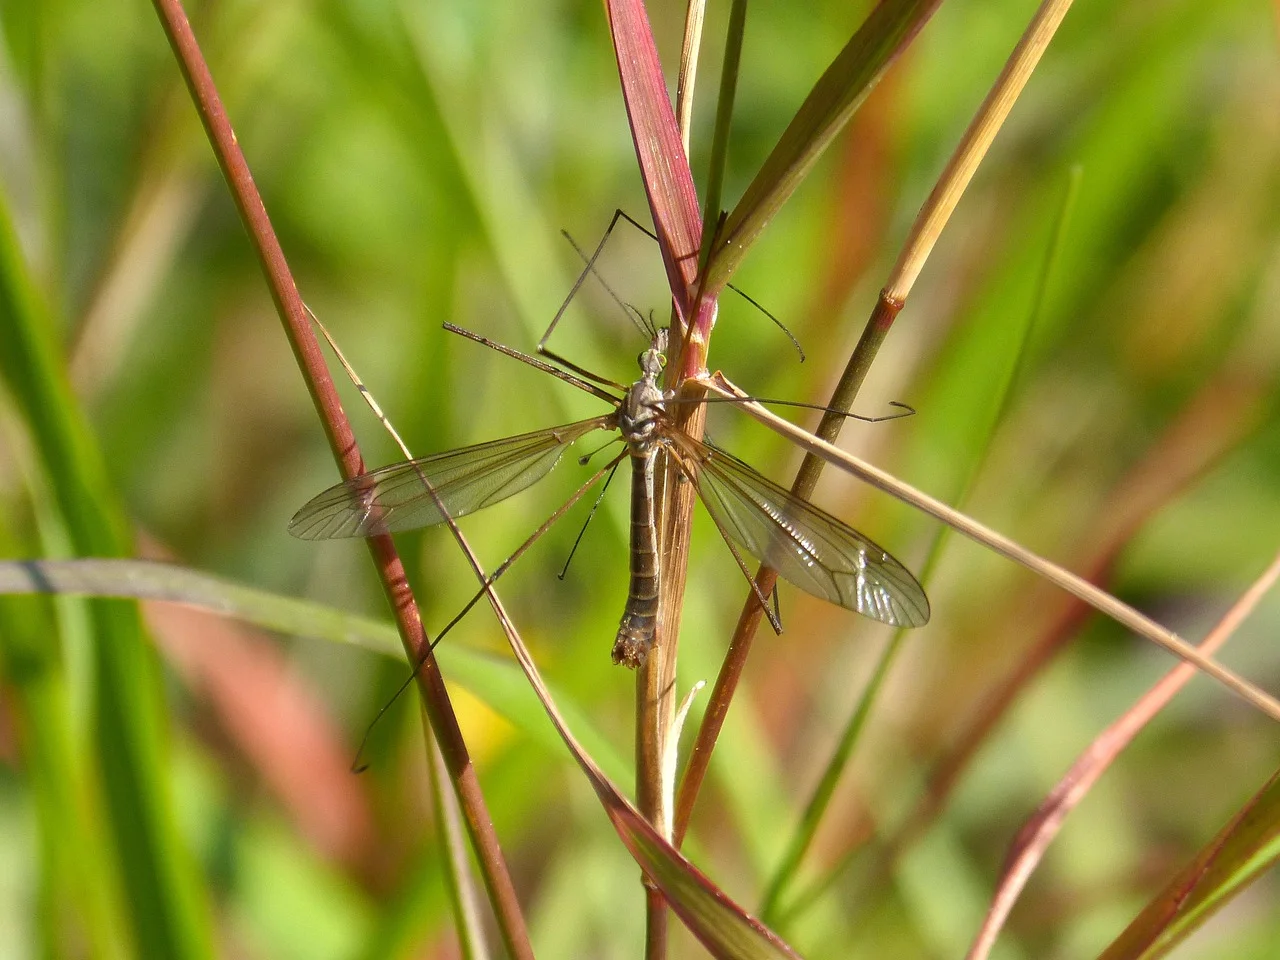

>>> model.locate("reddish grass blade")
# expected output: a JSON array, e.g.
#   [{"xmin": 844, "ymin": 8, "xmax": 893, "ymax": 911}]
[
  {"xmin": 777, "ymin": 375, "xmax": 1270, "ymax": 924},
  {"xmin": 602, "ymin": 798, "xmax": 802, "ymax": 960},
  {"xmin": 605, "ymin": 0, "xmax": 703, "ymax": 320},
  {"xmin": 702, "ymin": 0, "xmax": 944, "ymax": 296},
  {"xmin": 1097, "ymin": 766, "xmax": 1280, "ymax": 960},
  {"xmin": 965, "ymin": 551, "xmax": 1280, "ymax": 960},
  {"xmin": 482, "ymin": 577, "xmax": 803, "ymax": 960}
]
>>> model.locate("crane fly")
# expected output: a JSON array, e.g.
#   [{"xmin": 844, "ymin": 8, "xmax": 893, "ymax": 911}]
[{"xmin": 288, "ymin": 322, "xmax": 930, "ymax": 667}]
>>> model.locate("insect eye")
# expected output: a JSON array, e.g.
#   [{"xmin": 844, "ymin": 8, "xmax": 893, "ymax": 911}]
[{"xmin": 657, "ymin": 354, "xmax": 667, "ymax": 369}]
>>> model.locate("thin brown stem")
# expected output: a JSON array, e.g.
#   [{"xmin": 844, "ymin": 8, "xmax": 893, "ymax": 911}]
[
  {"xmin": 148, "ymin": 3, "xmax": 533, "ymax": 956},
  {"xmin": 675, "ymin": 0, "xmax": 1080, "ymax": 848},
  {"xmin": 966, "ymin": 550, "xmax": 1280, "ymax": 960},
  {"xmin": 705, "ymin": 373, "xmax": 1280, "ymax": 722},
  {"xmin": 638, "ymin": 296, "xmax": 715, "ymax": 959},
  {"xmin": 673, "ymin": 293, "xmax": 901, "ymax": 846},
  {"xmin": 885, "ymin": 0, "xmax": 1078, "ymax": 301}
]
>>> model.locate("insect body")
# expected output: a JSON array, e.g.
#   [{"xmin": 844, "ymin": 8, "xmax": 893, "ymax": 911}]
[
  {"xmin": 610, "ymin": 334, "xmax": 668, "ymax": 667},
  {"xmin": 289, "ymin": 330, "xmax": 929, "ymax": 667}
]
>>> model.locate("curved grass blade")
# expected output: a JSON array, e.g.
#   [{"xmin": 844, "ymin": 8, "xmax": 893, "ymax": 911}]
[
  {"xmin": 0, "ymin": 558, "xmax": 628, "ymax": 782},
  {"xmin": 673, "ymin": 435, "xmax": 929, "ymax": 627},
  {"xmin": 288, "ymin": 418, "xmax": 610, "ymax": 539},
  {"xmin": 602, "ymin": 796, "xmax": 803, "ymax": 960},
  {"xmin": 1097, "ymin": 766, "xmax": 1280, "ymax": 960},
  {"xmin": 703, "ymin": 0, "xmax": 944, "ymax": 296}
]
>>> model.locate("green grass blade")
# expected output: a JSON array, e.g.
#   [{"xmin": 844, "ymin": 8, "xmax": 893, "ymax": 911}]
[
  {"xmin": 1097, "ymin": 766, "xmax": 1280, "ymax": 960},
  {"xmin": 0, "ymin": 200, "xmax": 214, "ymax": 959},
  {"xmin": 0, "ymin": 557, "xmax": 628, "ymax": 783},
  {"xmin": 703, "ymin": 0, "xmax": 943, "ymax": 295},
  {"xmin": 0, "ymin": 522, "xmax": 127, "ymax": 959},
  {"xmin": 697, "ymin": 0, "xmax": 747, "ymax": 267},
  {"xmin": 763, "ymin": 168, "xmax": 1081, "ymax": 926},
  {"xmin": 426, "ymin": 739, "xmax": 491, "ymax": 960}
]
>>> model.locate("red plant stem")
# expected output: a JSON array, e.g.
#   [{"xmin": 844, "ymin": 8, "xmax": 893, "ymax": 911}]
[
  {"xmin": 148, "ymin": 3, "xmax": 533, "ymax": 956},
  {"xmin": 674, "ymin": 292, "xmax": 903, "ymax": 846}
]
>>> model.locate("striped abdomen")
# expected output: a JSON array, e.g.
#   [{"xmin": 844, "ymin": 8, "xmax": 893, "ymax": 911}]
[{"xmin": 612, "ymin": 449, "xmax": 660, "ymax": 668}]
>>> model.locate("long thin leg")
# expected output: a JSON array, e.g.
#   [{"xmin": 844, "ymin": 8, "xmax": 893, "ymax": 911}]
[
  {"xmin": 667, "ymin": 446, "xmax": 783, "ymax": 635},
  {"xmin": 431, "ymin": 450, "xmax": 626, "ymax": 646},
  {"xmin": 560, "ymin": 228, "xmax": 655, "ymax": 342},
  {"xmin": 306, "ymin": 303, "xmax": 417, "ymax": 459},
  {"xmin": 443, "ymin": 322, "xmax": 621, "ymax": 405},
  {"xmin": 539, "ymin": 208, "xmax": 671, "ymax": 386},
  {"xmin": 352, "ymin": 450, "xmax": 627, "ymax": 771},
  {"xmin": 559, "ymin": 457, "xmax": 623, "ymax": 580},
  {"xmin": 604, "ymin": 208, "xmax": 804, "ymax": 360}
]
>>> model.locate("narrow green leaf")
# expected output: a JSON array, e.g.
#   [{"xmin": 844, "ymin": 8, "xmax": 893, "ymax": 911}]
[
  {"xmin": 1097, "ymin": 766, "xmax": 1280, "ymax": 960},
  {"xmin": 763, "ymin": 168, "xmax": 1081, "ymax": 927},
  {"xmin": 426, "ymin": 741, "xmax": 491, "ymax": 960},
  {"xmin": 0, "ymin": 524, "xmax": 127, "ymax": 960},
  {"xmin": 703, "ymin": 0, "xmax": 944, "ymax": 295},
  {"xmin": 0, "ymin": 557, "xmax": 628, "ymax": 783},
  {"xmin": 0, "ymin": 200, "xmax": 214, "ymax": 960}
]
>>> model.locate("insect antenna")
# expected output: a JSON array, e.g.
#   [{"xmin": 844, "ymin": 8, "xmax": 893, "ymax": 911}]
[
  {"xmin": 558, "ymin": 458, "xmax": 623, "ymax": 581},
  {"xmin": 664, "ymin": 394, "xmax": 916, "ymax": 423}
]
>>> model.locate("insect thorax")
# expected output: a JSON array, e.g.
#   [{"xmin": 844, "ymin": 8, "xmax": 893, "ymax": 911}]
[
  {"xmin": 618, "ymin": 341, "xmax": 667, "ymax": 453},
  {"xmin": 619, "ymin": 379, "xmax": 665, "ymax": 453}
]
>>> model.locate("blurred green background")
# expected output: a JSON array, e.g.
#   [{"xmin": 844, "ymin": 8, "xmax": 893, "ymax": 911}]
[{"xmin": 1, "ymin": 0, "xmax": 1279, "ymax": 957}]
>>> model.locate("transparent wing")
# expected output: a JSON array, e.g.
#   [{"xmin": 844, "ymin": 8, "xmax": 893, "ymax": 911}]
[
  {"xmin": 289, "ymin": 417, "xmax": 613, "ymax": 540},
  {"xmin": 671, "ymin": 434, "xmax": 930, "ymax": 627}
]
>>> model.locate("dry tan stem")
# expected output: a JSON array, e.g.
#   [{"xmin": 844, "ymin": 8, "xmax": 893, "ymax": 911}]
[
  {"xmin": 701, "ymin": 373, "xmax": 1280, "ymax": 723},
  {"xmin": 885, "ymin": 0, "xmax": 1077, "ymax": 301},
  {"xmin": 965, "ymin": 551, "xmax": 1280, "ymax": 960},
  {"xmin": 639, "ymin": 390, "xmax": 708, "ymax": 842},
  {"xmin": 676, "ymin": 0, "xmax": 1077, "ymax": 849},
  {"xmin": 676, "ymin": 0, "xmax": 707, "ymax": 154}
]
